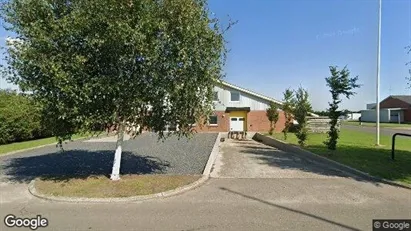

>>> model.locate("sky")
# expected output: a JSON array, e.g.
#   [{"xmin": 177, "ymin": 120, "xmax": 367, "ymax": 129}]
[{"xmin": 1, "ymin": 0, "xmax": 410, "ymax": 111}]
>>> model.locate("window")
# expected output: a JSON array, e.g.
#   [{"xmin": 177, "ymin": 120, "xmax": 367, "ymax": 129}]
[
  {"xmin": 231, "ymin": 118, "xmax": 237, "ymax": 121},
  {"xmin": 213, "ymin": 91, "xmax": 219, "ymax": 101},
  {"xmin": 208, "ymin": 115, "xmax": 218, "ymax": 125},
  {"xmin": 230, "ymin": 92, "xmax": 240, "ymax": 102}
]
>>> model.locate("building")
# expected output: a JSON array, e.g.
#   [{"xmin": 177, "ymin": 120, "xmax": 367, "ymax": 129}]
[
  {"xmin": 360, "ymin": 95, "xmax": 411, "ymax": 123},
  {"xmin": 192, "ymin": 81, "xmax": 286, "ymax": 133},
  {"xmin": 343, "ymin": 113, "xmax": 361, "ymax": 121},
  {"xmin": 366, "ymin": 103, "xmax": 376, "ymax": 110}
]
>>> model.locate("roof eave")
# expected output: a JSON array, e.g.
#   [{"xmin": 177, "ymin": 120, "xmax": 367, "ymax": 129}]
[{"xmin": 219, "ymin": 80, "xmax": 284, "ymax": 105}]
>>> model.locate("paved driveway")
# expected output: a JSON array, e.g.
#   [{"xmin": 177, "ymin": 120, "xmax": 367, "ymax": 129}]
[
  {"xmin": 211, "ymin": 139, "xmax": 350, "ymax": 179},
  {"xmin": 1, "ymin": 135, "xmax": 410, "ymax": 231}
]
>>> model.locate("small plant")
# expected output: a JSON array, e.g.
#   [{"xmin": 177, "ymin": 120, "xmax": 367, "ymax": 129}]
[
  {"xmin": 266, "ymin": 102, "xmax": 279, "ymax": 135},
  {"xmin": 281, "ymin": 88, "xmax": 295, "ymax": 140},
  {"xmin": 294, "ymin": 87, "xmax": 312, "ymax": 146},
  {"xmin": 324, "ymin": 66, "xmax": 361, "ymax": 150}
]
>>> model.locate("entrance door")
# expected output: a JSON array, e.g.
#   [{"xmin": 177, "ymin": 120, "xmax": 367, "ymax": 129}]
[{"xmin": 230, "ymin": 117, "xmax": 245, "ymax": 132}]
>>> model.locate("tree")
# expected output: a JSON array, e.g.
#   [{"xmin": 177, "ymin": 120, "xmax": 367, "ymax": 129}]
[
  {"xmin": 266, "ymin": 102, "xmax": 279, "ymax": 135},
  {"xmin": 1, "ymin": 0, "xmax": 230, "ymax": 180},
  {"xmin": 324, "ymin": 66, "xmax": 360, "ymax": 150},
  {"xmin": 281, "ymin": 88, "xmax": 295, "ymax": 140},
  {"xmin": 293, "ymin": 87, "xmax": 312, "ymax": 146}
]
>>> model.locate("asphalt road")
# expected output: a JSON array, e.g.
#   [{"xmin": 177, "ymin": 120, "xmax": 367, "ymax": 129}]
[
  {"xmin": 343, "ymin": 124, "xmax": 411, "ymax": 137},
  {"xmin": 1, "ymin": 136, "xmax": 410, "ymax": 231}
]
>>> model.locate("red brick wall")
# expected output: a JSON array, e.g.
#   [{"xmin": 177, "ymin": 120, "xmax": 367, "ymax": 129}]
[
  {"xmin": 192, "ymin": 111, "xmax": 229, "ymax": 132},
  {"xmin": 193, "ymin": 110, "xmax": 286, "ymax": 133},
  {"xmin": 405, "ymin": 109, "xmax": 411, "ymax": 122},
  {"xmin": 379, "ymin": 97, "xmax": 411, "ymax": 122},
  {"xmin": 247, "ymin": 110, "xmax": 286, "ymax": 132},
  {"xmin": 380, "ymin": 97, "xmax": 411, "ymax": 109}
]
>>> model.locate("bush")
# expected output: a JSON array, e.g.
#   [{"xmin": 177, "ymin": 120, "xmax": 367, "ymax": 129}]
[{"xmin": 0, "ymin": 89, "xmax": 52, "ymax": 144}]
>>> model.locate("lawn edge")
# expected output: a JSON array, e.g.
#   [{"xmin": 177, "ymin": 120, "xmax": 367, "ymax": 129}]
[
  {"xmin": 28, "ymin": 175, "xmax": 209, "ymax": 203},
  {"xmin": 253, "ymin": 133, "xmax": 411, "ymax": 190}
]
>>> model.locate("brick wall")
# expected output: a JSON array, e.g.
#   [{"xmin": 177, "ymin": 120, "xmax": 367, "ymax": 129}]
[
  {"xmin": 247, "ymin": 110, "xmax": 286, "ymax": 132},
  {"xmin": 192, "ymin": 110, "xmax": 286, "ymax": 133},
  {"xmin": 192, "ymin": 111, "xmax": 228, "ymax": 132},
  {"xmin": 379, "ymin": 97, "xmax": 411, "ymax": 122},
  {"xmin": 405, "ymin": 109, "xmax": 411, "ymax": 122}
]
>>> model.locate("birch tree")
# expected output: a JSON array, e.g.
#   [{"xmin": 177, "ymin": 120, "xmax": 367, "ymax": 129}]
[
  {"xmin": 293, "ymin": 87, "xmax": 312, "ymax": 146},
  {"xmin": 324, "ymin": 66, "xmax": 360, "ymax": 150},
  {"xmin": 281, "ymin": 88, "xmax": 295, "ymax": 140},
  {"xmin": 1, "ymin": 0, "xmax": 230, "ymax": 180},
  {"xmin": 266, "ymin": 102, "xmax": 279, "ymax": 135}
]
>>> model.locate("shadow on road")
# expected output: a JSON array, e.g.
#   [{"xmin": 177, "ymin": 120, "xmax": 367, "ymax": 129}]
[
  {"xmin": 219, "ymin": 187, "xmax": 361, "ymax": 231},
  {"xmin": 1, "ymin": 150, "xmax": 170, "ymax": 183}
]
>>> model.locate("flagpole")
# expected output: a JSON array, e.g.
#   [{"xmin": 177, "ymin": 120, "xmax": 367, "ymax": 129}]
[{"xmin": 376, "ymin": 0, "xmax": 381, "ymax": 146}]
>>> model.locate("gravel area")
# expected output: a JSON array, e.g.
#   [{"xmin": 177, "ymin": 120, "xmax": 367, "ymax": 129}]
[{"xmin": 0, "ymin": 133, "xmax": 218, "ymax": 183}]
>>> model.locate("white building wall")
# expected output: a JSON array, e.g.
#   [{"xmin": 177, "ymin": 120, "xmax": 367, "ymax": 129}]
[
  {"xmin": 347, "ymin": 113, "xmax": 361, "ymax": 120},
  {"xmin": 361, "ymin": 109, "xmax": 390, "ymax": 122},
  {"xmin": 213, "ymin": 85, "xmax": 272, "ymax": 111}
]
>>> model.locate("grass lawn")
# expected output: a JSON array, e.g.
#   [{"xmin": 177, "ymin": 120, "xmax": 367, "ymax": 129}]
[
  {"xmin": 270, "ymin": 129, "xmax": 411, "ymax": 185},
  {"xmin": 0, "ymin": 133, "xmax": 98, "ymax": 155},
  {"xmin": 342, "ymin": 120, "xmax": 411, "ymax": 129},
  {"xmin": 35, "ymin": 175, "xmax": 201, "ymax": 198}
]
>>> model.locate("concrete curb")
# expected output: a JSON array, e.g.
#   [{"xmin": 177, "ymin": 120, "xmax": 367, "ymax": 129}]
[
  {"xmin": 202, "ymin": 132, "xmax": 221, "ymax": 176},
  {"xmin": 28, "ymin": 175, "xmax": 209, "ymax": 203},
  {"xmin": 253, "ymin": 133, "xmax": 411, "ymax": 190}
]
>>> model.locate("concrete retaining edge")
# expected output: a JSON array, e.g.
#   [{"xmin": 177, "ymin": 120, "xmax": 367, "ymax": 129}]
[
  {"xmin": 28, "ymin": 132, "xmax": 222, "ymax": 203},
  {"xmin": 202, "ymin": 132, "xmax": 222, "ymax": 176},
  {"xmin": 253, "ymin": 133, "xmax": 411, "ymax": 190}
]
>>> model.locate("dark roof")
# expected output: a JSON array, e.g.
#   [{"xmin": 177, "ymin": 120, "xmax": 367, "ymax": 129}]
[{"xmin": 390, "ymin": 95, "xmax": 411, "ymax": 105}]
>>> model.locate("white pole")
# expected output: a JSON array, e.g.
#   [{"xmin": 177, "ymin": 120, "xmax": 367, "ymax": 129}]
[{"xmin": 376, "ymin": 0, "xmax": 381, "ymax": 146}]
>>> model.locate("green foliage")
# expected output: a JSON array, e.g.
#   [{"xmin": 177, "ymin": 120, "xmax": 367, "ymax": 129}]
[
  {"xmin": 281, "ymin": 88, "xmax": 295, "ymax": 140},
  {"xmin": 266, "ymin": 102, "xmax": 279, "ymax": 135},
  {"xmin": 0, "ymin": 89, "xmax": 51, "ymax": 144},
  {"xmin": 294, "ymin": 87, "xmax": 312, "ymax": 146},
  {"xmin": 324, "ymin": 66, "xmax": 361, "ymax": 150},
  {"xmin": 1, "ymin": 0, "xmax": 230, "ymax": 142},
  {"xmin": 313, "ymin": 110, "xmax": 330, "ymax": 116}
]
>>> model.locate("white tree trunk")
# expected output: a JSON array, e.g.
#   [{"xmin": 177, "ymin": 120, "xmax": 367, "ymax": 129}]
[{"xmin": 110, "ymin": 122, "xmax": 125, "ymax": 181}]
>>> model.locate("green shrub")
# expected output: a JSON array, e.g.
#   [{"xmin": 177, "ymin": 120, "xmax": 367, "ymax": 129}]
[{"xmin": 0, "ymin": 89, "xmax": 52, "ymax": 144}]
